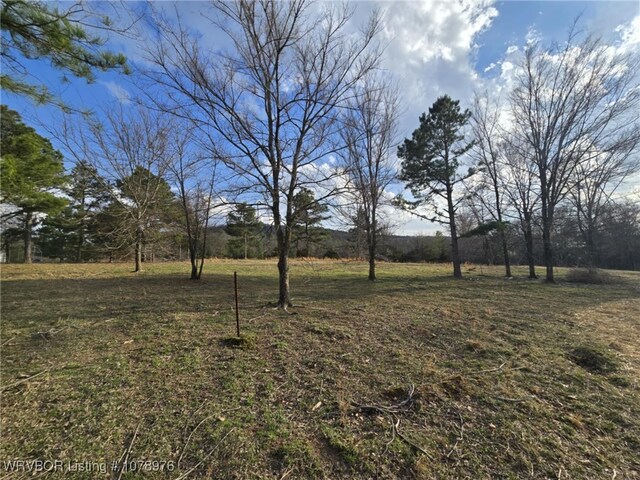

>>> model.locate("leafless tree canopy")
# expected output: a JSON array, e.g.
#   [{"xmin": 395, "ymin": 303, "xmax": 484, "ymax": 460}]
[
  {"xmin": 166, "ymin": 129, "xmax": 218, "ymax": 280},
  {"xmin": 340, "ymin": 74, "xmax": 399, "ymax": 280},
  {"xmin": 470, "ymin": 92, "xmax": 513, "ymax": 277},
  {"xmin": 143, "ymin": 0, "xmax": 383, "ymax": 306},
  {"xmin": 510, "ymin": 24, "xmax": 640, "ymax": 281}
]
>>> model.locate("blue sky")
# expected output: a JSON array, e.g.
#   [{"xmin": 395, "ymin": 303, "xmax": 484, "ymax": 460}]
[{"xmin": 2, "ymin": 0, "xmax": 639, "ymax": 234}]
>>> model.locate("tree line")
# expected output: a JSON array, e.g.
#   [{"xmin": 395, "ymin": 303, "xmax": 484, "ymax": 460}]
[{"xmin": 1, "ymin": 1, "xmax": 639, "ymax": 306}]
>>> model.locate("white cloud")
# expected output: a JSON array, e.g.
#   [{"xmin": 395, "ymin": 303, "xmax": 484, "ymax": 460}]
[
  {"xmin": 355, "ymin": 0, "xmax": 499, "ymax": 235},
  {"xmin": 615, "ymin": 14, "xmax": 640, "ymax": 54},
  {"xmin": 99, "ymin": 80, "xmax": 131, "ymax": 105},
  {"xmin": 377, "ymin": 0, "xmax": 498, "ymax": 130},
  {"xmin": 484, "ymin": 62, "xmax": 497, "ymax": 72}
]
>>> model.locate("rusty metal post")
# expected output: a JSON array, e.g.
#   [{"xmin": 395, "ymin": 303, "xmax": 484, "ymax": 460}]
[{"xmin": 234, "ymin": 271, "xmax": 240, "ymax": 337}]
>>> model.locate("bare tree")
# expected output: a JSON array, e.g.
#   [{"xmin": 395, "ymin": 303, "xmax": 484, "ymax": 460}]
[
  {"xmin": 510, "ymin": 24, "xmax": 640, "ymax": 281},
  {"xmin": 87, "ymin": 107, "xmax": 176, "ymax": 272},
  {"xmin": 143, "ymin": 0, "xmax": 383, "ymax": 308},
  {"xmin": 168, "ymin": 130, "xmax": 218, "ymax": 279},
  {"xmin": 501, "ymin": 138, "xmax": 540, "ymax": 279},
  {"xmin": 470, "ymin": 92, "xmax": 512, "ymax": 277},
  {"xmin": 340, "ymin": 75, "xmax": 399, "ymax": 280},
  {"xmin": 569, "ymin": 146, "xmax": 639, "ymax": 268}
]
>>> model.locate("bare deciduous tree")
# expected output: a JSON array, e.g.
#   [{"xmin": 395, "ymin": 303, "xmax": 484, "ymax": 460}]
[
  {"xmin": 88, "ymin": 107, "xmax": 176, "ymax": 272},
  {"xmin": 501, "ymin": 138, "xmax": 540, "ymax": 279},
  {"xmin": 510, "ymin": 24, "xmax": 640, "ymax": 281},
  {"xmin": 470, "ymin": 92, "xmax": 512, "ymax": 277},
  {"xmin": 143, "ymin": 0, "xmax": 383, "ymax": 307},
  {"xmin": 569, "ymin": 145, "xmax": 639, "ymax": 268},
  {"xmin": 340, "ymin": 75, "xmax": 399, "ymax": 281},
  {"xmin": 168, "ymin": 130, "xmax": 218, "ymax": 280}
]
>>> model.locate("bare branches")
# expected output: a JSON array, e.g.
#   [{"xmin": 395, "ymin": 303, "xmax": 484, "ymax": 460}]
[
  {"xmin": 339, "ymin": 73, "xmax": 399, "ymax": 279},
  {"xmin": 510, "ymin": 26, "xmax": 640, "ymax": 280},
  {"xmin": 351, "ymin": 385, "xmax": 431, "ymax": 458},
  {"xmin": 142, "ymin": 0, "xmax": 383, "ymax": 305}
]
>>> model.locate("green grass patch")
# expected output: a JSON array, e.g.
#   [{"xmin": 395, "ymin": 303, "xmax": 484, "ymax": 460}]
[
  {"xmin": 568, "ymin": 344, "xmax": 620, "ymax": 373},
  {"xmin": 1, "ymin": 260, "xmax": 639, "ymax": 479}
]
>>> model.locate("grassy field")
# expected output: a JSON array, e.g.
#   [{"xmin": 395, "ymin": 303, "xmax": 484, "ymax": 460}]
[{"xmin": 1, "ymin": 260, "xmax": 639, "ymax": 479}]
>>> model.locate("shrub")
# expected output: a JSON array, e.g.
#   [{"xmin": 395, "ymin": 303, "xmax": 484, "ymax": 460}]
[{"xmin": 566, "ymin": 268, "xmax": 615, "ymax": 285}]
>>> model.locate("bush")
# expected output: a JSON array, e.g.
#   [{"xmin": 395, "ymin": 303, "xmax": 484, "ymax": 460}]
[{"xmin": 566, "ymin": 268, "xmax": 615, "ymax": 284}]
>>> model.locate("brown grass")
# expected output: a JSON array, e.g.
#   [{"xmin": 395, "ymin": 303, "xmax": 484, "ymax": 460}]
[{"xmin": 1, "ymin": 260, "xmax": 639, "ymax": 479}]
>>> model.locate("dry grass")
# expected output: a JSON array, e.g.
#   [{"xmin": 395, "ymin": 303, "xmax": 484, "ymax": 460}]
[{"xmin": 1, "ymin": 260, "xmax": 639, "ymax": 479}]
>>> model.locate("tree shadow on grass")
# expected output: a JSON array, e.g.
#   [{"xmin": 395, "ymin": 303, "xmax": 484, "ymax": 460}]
[{"xmin": 2, "ymin": 269, "xmax": 638, "ymax": 333}]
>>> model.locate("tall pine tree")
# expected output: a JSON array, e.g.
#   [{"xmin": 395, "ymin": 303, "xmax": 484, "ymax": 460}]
[
  {"xmin": 0, "ymin": 105, "xmax": 67, "ymax": 262},
  {"xmin": 398, "ymin": 95, "xmax": 475, "ymax": 278},
  {"xmin": 291, "ymin": 188, "xmax": 329, "ymax": 258},
  {"xmin": 38, "ymin": 161, "xmax": 110, "ymax": 261},
  {"xmin": 224, "ymin": 203, "xmax": 263, "ymax": 259}
]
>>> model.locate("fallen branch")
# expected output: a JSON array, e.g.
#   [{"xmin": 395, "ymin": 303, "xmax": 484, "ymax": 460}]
[
  {"xmin": 351, "ymin": 384, "xmax": 431, "ymax": 459},
  {"xmin": 247, "ymin": 312, "xmax": 269, "ymax": 323},
  {"xmin": 1, "ymin": 336, "xmax": 16, "ymax": 347},
  {"xmin": 173, "ymin": 427, "xmax": 236, "ymax": 480},
  {"xmin": 115, "ymin": 421, "xmax": 141, "ymax": 480},
  {"xmin": 493, "ymin": 395, "xmax": 533, "ymax": 403},
  {"xmin": 1, "ymin": 369, "xmax": 50, "ymax": 392},
  {"xmin": 177, "ymin": 415, "xmax": 213, "ymax": 469},
  {"xmin": 466, "ymin": 362, "xmax": 507, "ymax": 375},
  {"xmin": 33, "ymin": 326, "xmax": 69, "ymax": 340}
]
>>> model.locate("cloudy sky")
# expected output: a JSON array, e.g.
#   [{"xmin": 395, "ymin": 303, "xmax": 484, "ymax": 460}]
[{"xmin": 4, "ymin": 0, "xmax": 639, "ymax": 235}]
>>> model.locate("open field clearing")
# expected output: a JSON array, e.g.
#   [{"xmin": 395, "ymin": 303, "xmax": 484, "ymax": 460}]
[{"xmin": 1, "ymin": 261, "xmax": 639, "ymax": 479}]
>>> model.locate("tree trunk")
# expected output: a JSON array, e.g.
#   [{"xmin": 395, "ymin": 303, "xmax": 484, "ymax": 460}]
[
  {"xmin": 190, "ymin": 261, "xmax": 198, "ymax": 279},
  {"xmin": 584, "ymin": 225, "xmax": 598, "ymax": 269},
  {"xmin": 4, "ymin": 240, "xmax": 11, "ymax": 264},
  {"xmin": 368, "ymin": 229, "xmax": 376, "ymax": 281},
  {"xmin": 523, "ymin": 217, "xmax": 537, "ymax": 279},
  {"xmin": 500, "ymin": 229, "xmax": 512, "ymax": 277},
  {"xmin": 24, "ymin": 212, "xmax": 33, "ymax": 264},
  {"xmin": 189, "ymin": 239, "xmax": 199, "ymax": 280},
  {"xmin": 134, "ymin": 228, "xmax": 142, "ymax": 272},
  {"xmin": 540, "ymin": 174, "xmax": 554, "ymax": 282},
  {"xmin": 276, "ymin": 226, "xmax": 292, "ymax": 308},
  {"xmin": 492, "ymin": 183, "xmax": 511, "ymax": 277},
  {"xmin": 446, "ymin": 183, "xmax": 462, "ymax": 278},
  {"xmin": 541, "ymin": 214, "xmax": 554, "ymax": 282},
  {"xmin": 76, "ymin": 224, "xmax": 84, "ymax": 263}
]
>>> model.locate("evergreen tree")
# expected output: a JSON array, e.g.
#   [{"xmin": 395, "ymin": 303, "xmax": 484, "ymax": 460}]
[
  {"xmin": 0, "ymin": 105, "xmax": 67, "ymax": 262},
  {"xmin": 115, "ymin": 166, "xmax": 178, "ymax": 270},
  {"xmin": 398, "ymin": 95, "xmax": 475, "ymax": 278},
  {"xmin": 1, "ymin": 0, "xmax": 128, "ymax": 108},
  {"xmin": 291, "ymin": 188, "xmax": 329, "ymax": 257},
  {"xmin": 224, "ymin": 203, "xmax": 263, "ymax": 259},
  {"xmin": 39, "ymin": 161, "xmax": 110, "ymax": 261}
]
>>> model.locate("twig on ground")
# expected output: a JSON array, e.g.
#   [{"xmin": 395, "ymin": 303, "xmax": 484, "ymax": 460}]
[
  {"xmin": 1, "ymin": 369, "xmax": 51, "ymax": 392},
  {"xmin": 493, "ymin": 395, "xmax": 534, "ymax": 403},
  {"xmin": 467, "ymin": 362, "xmax": 507, "ymax": 375},
  {"xmin": 115, "ymin": 421, "xmax": 141, "ymax": 480},
  {"xmin": 351, "ymin": 384, "xmax": 431, "ymax": 459},
  {"xmin": 247, "ymin": 311, "xmax": 269, "ymax": 323},
  {"xmin": 1, "ymin": 336, "xmax": 16, "ymax": 347},
  {"xmin": 279, "ymin": 467, "xmax": 294, "ymax": 480},
  {"xmin": 173, "ymin": 427, "xmax": 236, "ymax": 480},
  {"xmin": 178, "ymin": 415, "xmax": 213, "ymax": 469}
]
